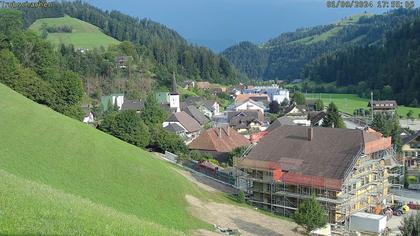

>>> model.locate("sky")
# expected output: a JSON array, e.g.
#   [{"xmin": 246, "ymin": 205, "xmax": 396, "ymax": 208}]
[{"xmin": 86, "ymin": 0, "xmax": 395, "ymax": 52}]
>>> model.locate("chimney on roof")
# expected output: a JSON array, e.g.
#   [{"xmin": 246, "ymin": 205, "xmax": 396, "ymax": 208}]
[
  {"xmin": 227, "ymin": 126, "xmax": 230, "ymax": 136},
  {"xmin": 218, "ymin": 127, "xmax": 222, "ymax": 138},
  {"xmin": 308, "ymin": 127, "xmax": 313, "ymax": 141}
]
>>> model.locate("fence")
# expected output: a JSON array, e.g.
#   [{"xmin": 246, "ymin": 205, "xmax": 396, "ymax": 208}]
[{"xmin": 183, "ymin": 160, "xmax": 236, "ymax": 186}]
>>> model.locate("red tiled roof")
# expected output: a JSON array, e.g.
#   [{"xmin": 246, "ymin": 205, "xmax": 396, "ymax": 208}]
[
  {"xmin": 235, "ymin": 94, "xmax": 269, "ymax": 103},
  {"xmin": 188, "ymin": 127, "xmax": 250, "ymax": 153}
]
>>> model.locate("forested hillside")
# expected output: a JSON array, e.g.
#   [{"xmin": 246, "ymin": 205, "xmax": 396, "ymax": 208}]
[
  {"xmin": 304, "ymin": 18, "xmax": 420, "ymax": 106},
  {"xmin": 222, "ymin": 9, "xmax": 420, "ymax": 81},
  {"xmin": 0, "ymin": 10, "xmax": 84, "ymax": 119},
  {"xmin": 18, "ymin": 1, "xmax": 238, "ymax": 85}
]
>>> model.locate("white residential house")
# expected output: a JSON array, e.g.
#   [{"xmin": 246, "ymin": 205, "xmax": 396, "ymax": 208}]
[
  {"xmin": 229, "ymin": 99, "xmax": 265, "ymax": 114},
  {"xmin": 199, "ymin": 100, "xmax": 220, "ymax": 118},
  {"xmin": 83, "ymin": 112, "xmax": 95, "ymax": 124},
  {"xmin": 272, "ymin": 89, "xmax": 290, "ymax": 104},
  {"xmin": 242, "ymin": 84, "xmax": 289, "ymax": 104}
]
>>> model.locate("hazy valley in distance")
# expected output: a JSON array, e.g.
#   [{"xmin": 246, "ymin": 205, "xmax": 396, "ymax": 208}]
[{"xmin": 86, "ymin": 0, "xmax": 389, "ymax": 52}]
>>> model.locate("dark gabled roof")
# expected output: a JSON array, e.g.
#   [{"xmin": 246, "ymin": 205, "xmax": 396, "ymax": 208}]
[
  {"xmin": 184, "ymin": 96, "xmax": 204, "ymax": 107},
  {"xmin": 164, "ymin": 123, "xmax": 185, "ymax": 133},
  {"xmin": 283, "ymin": 104, "xmax": 306, "ymax": 116},
  {"xmin": 227, "ymin": 111, "xmax": 264, "ymax": 129},
  {"xmin": 283, "ymin": 104, "xmax": 296, "ymax": 114},
  {"xmin": 402, "ymin": 131, "xmax": 420, "ymax": 145},
  {"xmin": 266, "ymin": 116, "xmax": 296, "ymax": 133},
  {"xmin": 368, "ymin": 100, "xmax": 398, "ymax": 108},
  {"xmin": 226, "ymin": 110, "xmax": 264, "ymax": 124},
  {"xmin": 166, "ymin": 111, "xmax": 202, "ymax": 133},
  {"xmin": 184, "ymin": 105, "xmax": 209, "ymax": 125},
  {"xmin": 240, "ymin": 126, "xmax": 364, "ymax": 180},
  {"xmin": 308, "ymin": 111, "xmax": 326, "ymax": 125},
  {"xmin": 121, "ymin": 100, "xmax": 144, "ymax": 111},
  {"xmin": 201, "ymin": 100, "xmax": 217, "ymax": 111},
  {"xmin": 188, "ymin": 127, "xmax": 250, "ymax": 153}
]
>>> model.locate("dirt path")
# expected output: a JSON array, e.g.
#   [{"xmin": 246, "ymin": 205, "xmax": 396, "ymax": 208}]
[
  {"xmin": 172, "ymin": 167, "xmax": 301, "ymax": 236},
  {"xmin": 187, "ymin": 194, "xmax": 301, "ymax": 236}
]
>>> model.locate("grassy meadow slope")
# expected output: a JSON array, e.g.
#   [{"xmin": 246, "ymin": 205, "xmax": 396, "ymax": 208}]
[
  {"xmin": 29, "ymin": 16, "xmax": 120, "ymax": 49},
  {"xmin": 0, "ymin": 83, "xmax": 211, "ymax": 235},
  {"xmin": 305, "ymin": 93, "xmax": 420, "ymax": 117}
]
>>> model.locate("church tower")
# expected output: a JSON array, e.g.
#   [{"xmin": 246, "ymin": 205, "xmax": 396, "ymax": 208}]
[{"xmin": 169, "ymin": 72, "xmax": 180, "ymax": 112}]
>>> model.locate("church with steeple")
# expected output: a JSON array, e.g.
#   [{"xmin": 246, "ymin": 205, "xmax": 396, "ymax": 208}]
[{"xmin": 169, "ymin": 72, "xmax": 180, "ymax": 112}]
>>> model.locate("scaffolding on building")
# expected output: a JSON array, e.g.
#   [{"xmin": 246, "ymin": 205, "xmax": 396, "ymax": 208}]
[{"xmin": 238, "ymin": 145, "xmax": 403, "ymax": 225}]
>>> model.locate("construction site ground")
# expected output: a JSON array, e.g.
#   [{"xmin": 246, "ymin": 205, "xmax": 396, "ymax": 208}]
[
  {"xmin": 174, "ymin": 168, "xmax": 302, "ymax": 236},
  {"xmin": 386, "ymin": 189, "xmax": 420, "ymax": 235}
]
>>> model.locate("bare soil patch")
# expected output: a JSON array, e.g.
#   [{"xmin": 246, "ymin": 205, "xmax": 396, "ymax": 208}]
[{"xmin": 187, "ymin": 194, "xmax": 301, "ymax": 236}]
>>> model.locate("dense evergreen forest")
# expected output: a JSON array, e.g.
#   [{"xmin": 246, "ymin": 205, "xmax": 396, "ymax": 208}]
[
  {"xmin": 222, "ymin": 9, "xmax": 420, "ymax": 81},
  {"xmin": 304, "ymin": 18, "xmax": 420, "ymax": 106},
  {"xmin": 18, "ymin": 1, "xmax": 238, "ymax": 86}
]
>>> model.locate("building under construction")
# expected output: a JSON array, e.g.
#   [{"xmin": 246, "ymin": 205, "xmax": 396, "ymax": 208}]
[{"xmin": 237, "ymin": 125, "xmax": 402, "ymax": 224}]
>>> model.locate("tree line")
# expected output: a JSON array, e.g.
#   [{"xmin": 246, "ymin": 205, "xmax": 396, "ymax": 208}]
[
  {"xmin": 0, "ymin": 9, "xmax": 84, "ymax": 119},
  {"xmin": 99, "ymin": 94, "xmax": 188, "ymax": 156},
  {"xmin": 18, "ymin": 1, "xmax": 239, "ymax": 85},
  {"xmin": 222, "ymin": 8, "xmax": 420, "ymax": 82},
  {"xmin": 304, "ymin": 17, "xmax": 420, "ymax": 107}
]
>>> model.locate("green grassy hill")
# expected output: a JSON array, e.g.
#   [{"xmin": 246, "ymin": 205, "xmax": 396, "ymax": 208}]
[
  {"xmin": 223, "ymin": 9, "xmax": 420, "ymax": 81},
  {"xmin": 286, "ymin": 13, "xmax": 372, "ymax": 46},
  {"xmin": 29, "ymin": 16, "xmax": 120, "ymax": 49},
  {"xmin": 0, "ymin": 83, "xmax": 212, "ymax": 235}
]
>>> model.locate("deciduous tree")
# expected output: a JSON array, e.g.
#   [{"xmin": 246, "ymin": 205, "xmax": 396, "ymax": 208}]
[
  {"xmin": 314, "ymin": 99, "xmax": 324, "ymax": 111},
  {"xmin": 269, "ymin": 100, "xmax": 280, "ymax": 114},
  {"xmin": 322, "ymin": 102, "xmax": 345, "ymax": 128},
  {"xmin": 294, "ymin": 196, "xmax": 327, "ymax": 233},
  {"xmin": 100, "ymin": 110, "xmax": 150, "ymax": 148},
  {"xmin": 141, "ymin": 94, "xmax": 168, "ymax": 127},
  {"xmin": 399, "ymin": 212, "xmax": 420, "ymax": 236},
  {"xmin": 292, "ymin": 92, "xmax": 305, "ymax": 105}
]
